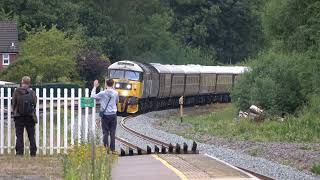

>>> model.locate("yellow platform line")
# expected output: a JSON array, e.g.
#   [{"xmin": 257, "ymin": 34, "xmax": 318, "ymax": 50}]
[{"xmin": 152, "ymin": 155, "xmax": 188, "ymax": 180}]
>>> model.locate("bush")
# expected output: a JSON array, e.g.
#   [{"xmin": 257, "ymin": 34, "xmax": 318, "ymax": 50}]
[
  {"xmin": 0, "ymin": 58, "xmax": 37, "ymax": 84},
  {"xmin": 232, "ymin": 51, "xmax": 305, "ymax": 115}
]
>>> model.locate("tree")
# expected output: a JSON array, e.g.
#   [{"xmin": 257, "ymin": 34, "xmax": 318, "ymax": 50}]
[
  {"xmin": 168, "ymin": 0, "xmax": 265, "ymax": 64},
  {"xmin": 0, "ymin": 0, "xmax": 81, "ymax": 40},
  {"xmin": 76, "ymin": 49, "xmax": 110, "ymax": 87},
  {"xmin": 262, "ymin": 0, "xmax": 320, "ymax": 53},
  {"xmin": 18, "ymin": 26, "xmax": 83, "ymax": 83},
  {"xmin": 0, "ymin": 58, "xmax": 37, "ymax": 83}
]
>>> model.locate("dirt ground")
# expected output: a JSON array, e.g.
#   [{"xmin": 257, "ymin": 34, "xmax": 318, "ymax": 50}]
[
  {"xmin": 0, "ymin": 155, "xmax": 63, "ymax": 180},
  {"xmin": 153, "ymin": 103, "xmax": 320, "ymax": 173}
]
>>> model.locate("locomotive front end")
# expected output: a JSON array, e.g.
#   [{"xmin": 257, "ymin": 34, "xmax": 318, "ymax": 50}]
[{"xmin": 107, "ymin": 61, "xmax": 143, "ymax": 114}]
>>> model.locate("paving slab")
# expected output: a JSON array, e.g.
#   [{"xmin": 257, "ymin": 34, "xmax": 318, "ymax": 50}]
[{"xmin": 112, "ymin": 155, "xmax": 182, "ymax": 180}]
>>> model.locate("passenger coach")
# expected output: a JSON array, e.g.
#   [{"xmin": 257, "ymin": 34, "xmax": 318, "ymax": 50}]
[{"xmin": 107, "ymin": 61, "xmax": 248, "ymax": 114}]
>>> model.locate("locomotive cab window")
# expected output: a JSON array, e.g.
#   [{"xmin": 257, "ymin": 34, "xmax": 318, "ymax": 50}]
[
  {"xmin": 109, "ymin": 70, "xmax": 125, "ymax": 79},
  {"xmin": 109, "ymin": 69, "xmax": 142, "ymax": 81},
  {"xmin": 125, "ymin": 71, "xmax": 141, "ymax": 81}
]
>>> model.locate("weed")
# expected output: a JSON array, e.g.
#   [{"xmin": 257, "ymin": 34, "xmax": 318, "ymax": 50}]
[
  {"xmin": 248, "ymin": 148, "xmax": 264, "ymax": 157},
  {"xmin": 311, "ymin": 164, "xmax": 320, "ymax": 175},
  {"xmin": 62, "ymin": 143, "xmax": 117, "ymax": 180}
]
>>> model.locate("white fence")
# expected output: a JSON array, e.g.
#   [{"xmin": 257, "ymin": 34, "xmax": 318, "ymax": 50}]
[{"xmin": 0, "ymin": 88, "xmax": 98, "ymax": 155}]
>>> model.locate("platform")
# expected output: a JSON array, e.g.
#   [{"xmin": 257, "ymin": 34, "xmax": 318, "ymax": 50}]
[
  {"xmin": 112, "ymin": 154, "xmax": 259, "ymax": 180},
  {"xmin": 111, "ymin": 155, "xmax": 181, "ymax": 180}
]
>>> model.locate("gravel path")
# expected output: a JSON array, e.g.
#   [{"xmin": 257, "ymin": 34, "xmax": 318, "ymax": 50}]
[{"xmin": 116, "ymin": 110, "xmax": 320, "ymax": 180}]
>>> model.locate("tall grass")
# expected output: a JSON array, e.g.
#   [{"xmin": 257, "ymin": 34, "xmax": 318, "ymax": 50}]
[
  {"xmin": 62, "ymin": 143, "xmax": 117, "ymax": 180},
  {"xmin": 178, "ymin": 102, "xmax": 320, "ymax": 143}
]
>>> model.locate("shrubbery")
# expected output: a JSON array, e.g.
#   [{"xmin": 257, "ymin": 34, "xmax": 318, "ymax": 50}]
[{"xmin": 232, "ymin": 51, "xmax": 320, "ymax": 115}]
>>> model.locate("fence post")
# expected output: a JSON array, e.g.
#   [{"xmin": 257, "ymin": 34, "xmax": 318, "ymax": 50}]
[
  {"xmin": 0, "ymin": 88, "xmax": 4, "ymax": 154},
  {"xmin": 57, "ymin": 88, "xmax": 61, "ymax": 154},
  {"xmin": 43, "ymin": 88, "xmax": 47, "ymax": 155},
  {"xmin": 92, "ymin": 99, "xmax": 96, "ymax": 140},
  {"xmin": 36, "ymin": 88, "xmax": 40, "ymax": 154},
  {"xmin": 71, "ymin": 89, "xmax": 75, "ymax": 146},
  {"xmin": 78, "ymin": 88, "xmax": 82, "ymax": 145},
  {"xmin": 84, "ymin": 89, "xmax": 89, "ymax": 142},
  {"xmin": 64, "ymin": 89, "xmax": 68, "ymax": 154},
  {"xmin": 7, "ymin": 88, "xmax": 11, "ymax": 153},
  {"xmin": 50, "ymin": 88, "xmax": 54, "ymax": 155}
]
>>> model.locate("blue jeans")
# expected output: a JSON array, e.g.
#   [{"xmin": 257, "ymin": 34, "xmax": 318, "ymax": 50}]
[{"xmin": 101, "ymin": 114, "xmax": 117, "ymax": 151}]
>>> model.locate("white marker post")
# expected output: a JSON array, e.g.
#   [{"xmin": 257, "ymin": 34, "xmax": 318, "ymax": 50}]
[{"xmin": 179, "ymin": 96, "xmax": 184, "ymax": 123}]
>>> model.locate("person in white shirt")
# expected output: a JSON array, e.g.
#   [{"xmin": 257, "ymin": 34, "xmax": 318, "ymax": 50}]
[{"xmin": 91, "ymin": 79, "xmax": 119, "ymax": 153}]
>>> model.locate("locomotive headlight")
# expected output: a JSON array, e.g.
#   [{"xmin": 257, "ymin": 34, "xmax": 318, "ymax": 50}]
[
  {"xmin": 126, "ymin": 84, "xmax": 132, "ymax": 90},
  {"xmin": 115, "ymin": 83, "xmax": 120, "ymax": 88}
]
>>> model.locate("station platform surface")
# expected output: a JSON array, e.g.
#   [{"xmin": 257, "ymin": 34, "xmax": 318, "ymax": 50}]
[
  {"xmin": 111, "ymin": 155, "xmax": 181, "ymax": 180},
  {"xmin": 112, "ymin": 154, "xmax": 258, "ymax": 180}
]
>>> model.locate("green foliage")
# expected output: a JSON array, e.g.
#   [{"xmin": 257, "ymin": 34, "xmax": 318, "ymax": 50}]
[
  {"xmin": 0, "ymin": 58, "xmax": 37, "ymax": 83},
  {"xmin": 262, "ymin": 0, "xmax": 320, "ymax": 53},
  {"xmin": 232, "ymin": 52, "xmax": 304, "ymax": 114},
  {"xmin": 175, "ymin": 104, "xmax": 320, "ymax": 143},
  {"xmin": 0, "ymin": 0, "xmax": 81, "ymax": 39},
  {"xmin": 76, "ymin": 49, "xmax": 110, "ymax": 87},
  {"xmin": 19, "ymin": 26, "xmax": 82, "ymax": 83},
  {"xmin": 233, "ymin": 0, "xmax": 320, "ymax": 115},
  {"xmin": 1, "ymin": 0, "xmax": 265, "ymax": 64},
  {"xmin": 168, "ymin": 0, "xmax": 266, "ymax": 64},
  {"xmin": 311, "ymin": 164, "xmax": 320, "ymax": 175},
  {"xmin": 63, "ymin": 144, "xmax": 116, "ymax": 180}
]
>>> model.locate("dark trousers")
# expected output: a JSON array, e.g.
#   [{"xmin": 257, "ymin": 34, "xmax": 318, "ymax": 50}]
[
  {"xmin": 101, "ymin": 114, "xmax": 117, "ymax": 151},
  {"xmin": 14, "ymin": 116, "xmax": 37, "ymax": 156}
]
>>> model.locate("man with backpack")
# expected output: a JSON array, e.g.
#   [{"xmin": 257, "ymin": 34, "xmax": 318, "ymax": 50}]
[
  {"xmin": 91, "ymin": 79, "xmax": 118, "ymax": 154},
  {"xmin": 12, "ymin": 76, "xmax": 37, "ymax": 156}
]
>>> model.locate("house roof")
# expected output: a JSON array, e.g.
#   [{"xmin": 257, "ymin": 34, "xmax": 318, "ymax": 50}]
[{"xmin": 0, "ymin": 22, "xmax": 19, "ymax": 53}]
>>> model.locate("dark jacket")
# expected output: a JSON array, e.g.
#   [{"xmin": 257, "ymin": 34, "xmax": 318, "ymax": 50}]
[{"xmin": 12, "ymin": 87, "xmax": 37, "ymax": 118}]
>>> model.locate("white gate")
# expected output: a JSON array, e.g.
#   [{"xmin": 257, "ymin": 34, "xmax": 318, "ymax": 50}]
[{"xmin": 0, "ymin": 88, "xmax": 98, "ymax": 155}]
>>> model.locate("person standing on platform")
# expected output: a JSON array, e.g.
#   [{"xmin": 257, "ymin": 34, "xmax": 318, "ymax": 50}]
[
  {"xmin": 12, "ymin": 76, "xmax": 37, "ymax": 156},
  {"xmin": 91, "ymin": 79, "xmax": 119, "ymax": 154}
]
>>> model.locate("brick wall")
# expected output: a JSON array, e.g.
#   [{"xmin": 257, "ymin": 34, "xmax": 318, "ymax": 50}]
[{"xmin": 0, "ymin": 53, "xmax": 17, "ymax": 70}]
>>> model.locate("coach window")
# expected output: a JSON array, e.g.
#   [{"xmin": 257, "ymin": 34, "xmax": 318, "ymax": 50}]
[{"xmin": 2, "ymin": 54, "xmax": 10, "ymax": 65}]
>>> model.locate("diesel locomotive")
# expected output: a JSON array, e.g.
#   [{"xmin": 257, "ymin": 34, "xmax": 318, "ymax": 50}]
[{"xmin": 107, "ymin": 60, "xmax": 248, "ymax": 114}]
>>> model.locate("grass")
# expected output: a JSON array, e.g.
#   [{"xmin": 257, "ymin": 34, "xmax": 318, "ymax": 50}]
[
  {"xmin": 175, "ymin": 104, "xmax": 320, "ymax": 143},
  {"xmin": 248, "ymin": 147, "xmax": 264, "ymax": 157},
  {"xmin": 311, "ymin": 164, "xmax": 320, "ymax": 175},
  {"xmin": 62, "ymin": 143, "xmax": 117, "ymax": 180}
]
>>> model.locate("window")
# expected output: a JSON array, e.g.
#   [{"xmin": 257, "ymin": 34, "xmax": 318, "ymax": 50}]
[
  {"xmin": 125, "ymin": 71, "xmax": 141, "ymax": 81},
  {"xmin": 109, "ymin": 69, "xmax": 141, "ymax": 81},
  {"xmin": 2, "ymin": 54, "xmax": 10, "ymax": 65},
  {"xmin": 109, "ymin": 70, "xmax": 125, "ymax": 79}
]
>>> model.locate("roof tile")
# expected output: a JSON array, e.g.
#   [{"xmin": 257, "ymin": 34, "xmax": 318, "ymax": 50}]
[{"xmin": 0, "ymin": 21, "xmax": 19, "ymax": 53}]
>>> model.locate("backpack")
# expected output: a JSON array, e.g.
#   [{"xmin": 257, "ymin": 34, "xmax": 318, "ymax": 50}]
[{"xmin": 16, "ymin": 89, "xmax": 35, "ymax": 116}]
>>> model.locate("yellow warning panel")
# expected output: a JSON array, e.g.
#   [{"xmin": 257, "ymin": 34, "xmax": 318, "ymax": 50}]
[{"xmin": 156, "ymin": 154, "xmax": 258, "ymax": 180}]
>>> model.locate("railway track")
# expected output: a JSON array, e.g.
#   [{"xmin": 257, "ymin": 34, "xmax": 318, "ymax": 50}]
[
  {"xmin": 115, "ymin": 115, "xmax": 274, "ymax": 180},
  {"xmin": 115, "ymin": 116, "xmax": 185, "ymax": 155},
  {"xmin": 119, "ymin": 116, "xmax": 171, "ymax": 148}
]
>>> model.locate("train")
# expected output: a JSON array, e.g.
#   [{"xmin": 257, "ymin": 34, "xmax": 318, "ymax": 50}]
[{"xmin": 107, "ymin": 60, "xmax": 249, "ymax": 114}]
